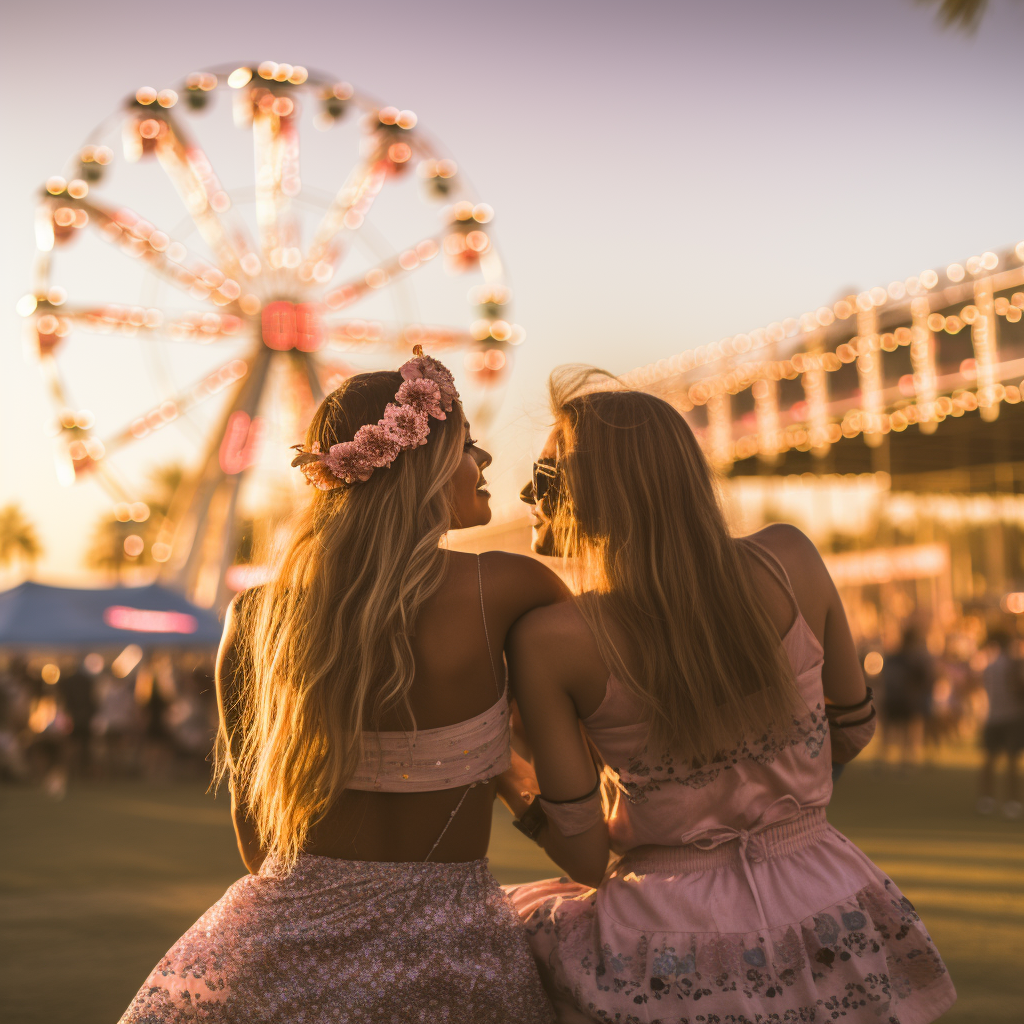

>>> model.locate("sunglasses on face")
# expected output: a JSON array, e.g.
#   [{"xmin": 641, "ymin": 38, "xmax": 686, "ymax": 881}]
[{"xmin": 520, "ymin": 457, "xmax": 560, "ymax": 505}]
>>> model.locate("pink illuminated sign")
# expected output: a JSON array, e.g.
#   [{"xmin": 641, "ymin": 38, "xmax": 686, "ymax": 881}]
[{"xmin": 103, "ymin": 605, "xmax": 199, "ymax": 634}]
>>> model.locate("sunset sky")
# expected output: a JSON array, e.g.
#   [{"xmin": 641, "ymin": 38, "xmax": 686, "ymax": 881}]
[{"xmin": 4, "ymin": 0, "xmax": 1024, "ymax": 582}]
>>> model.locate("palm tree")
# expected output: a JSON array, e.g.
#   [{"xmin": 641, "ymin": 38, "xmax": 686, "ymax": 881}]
[{"xmin": 0, "ymin": 504, "xmax": 43, "ymax": 578}]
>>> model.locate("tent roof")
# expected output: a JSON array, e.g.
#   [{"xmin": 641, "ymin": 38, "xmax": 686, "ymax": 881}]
[{"xmin": 0, "ymin": 581, "xmax": 223, "ymax": 649}]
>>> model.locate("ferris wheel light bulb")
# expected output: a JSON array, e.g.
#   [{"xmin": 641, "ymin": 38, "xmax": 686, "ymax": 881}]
[
  {"xmin": 16, "ymin": 294, "xmax": 37, "ymax": 317},
  {"xmin": 46, "ymin": 176, "xmax": 67, "ymax": 195},
  {"xmin": 228, "ymin": 67, "xmax": 253, "ymax": 89},
  {"xmin": 135, "ymin": 87, "xmax": 157, "ymax": 105}
]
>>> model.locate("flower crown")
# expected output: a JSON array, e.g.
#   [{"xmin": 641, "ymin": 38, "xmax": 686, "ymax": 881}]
[{"xmin": 290, "ymin": 347, "xmax": 460, "ymax": 491}]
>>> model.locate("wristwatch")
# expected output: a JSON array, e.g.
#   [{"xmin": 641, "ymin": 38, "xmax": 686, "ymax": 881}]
[{"xmin": 512, "ymin": 797, "xmax": 547, "ymax": 842}]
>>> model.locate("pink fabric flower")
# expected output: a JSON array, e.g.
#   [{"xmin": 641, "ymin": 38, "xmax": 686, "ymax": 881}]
[
  {"xmin": 396, "ymin": 378, "xmax": 447, "ymax": 420},
  {"xmin": 381, "ymin": 404, "xmax": 430, "ymax": 447},
  {"xmin": 400, "ymin": 355, "xmax": 459, "ymax": 412},
  {"xmin": 351, "ymin": 423, "xmax": 402, "ymax": 468},
  {"xmin": 323, "ymin": 441, "xmax": 375, "ymax": 483}
]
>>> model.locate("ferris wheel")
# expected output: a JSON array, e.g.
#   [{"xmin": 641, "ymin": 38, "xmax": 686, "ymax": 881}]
[{"xmin": 22, "ymin": 61, "xmax": 522, "ymax": 607}]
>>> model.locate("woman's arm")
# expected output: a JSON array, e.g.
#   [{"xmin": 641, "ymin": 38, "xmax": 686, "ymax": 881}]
[
  {"xmin": 504, "ymin": 606, "xmax": 610, "ymax": 887},
  {"xmin": 758, "ymin": 524, "xmax": 875, "ymax": 762},
  {"xmin": 215, "ymin": 595, "xmax": 267, "ymax": 874}
]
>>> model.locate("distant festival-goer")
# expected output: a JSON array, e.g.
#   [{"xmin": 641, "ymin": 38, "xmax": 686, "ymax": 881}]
[
  {"xmin": 119, "ymin": 353, "xmax": 566, "ymax": 1023},
  {"xmin": 501, "ymin": 369, "xmax": 956, "ymax": 1024},
  {"xmin": 977, "ymin": 627, "xmax": 1024, "ymax": 819}
]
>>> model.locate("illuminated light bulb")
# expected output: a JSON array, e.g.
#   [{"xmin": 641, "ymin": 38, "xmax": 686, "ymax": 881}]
[
  {"xmin": 157, "ymin": 89, "xmax": 178, "ymax": 107},
  {"xmin": 489, "ymin": 320, "xmax": 511, "ymax": 341},
  {"xmin": 887, "ymin": 281, "xmax": 906, "ymax": 300},
  {"xmin": 54, "ymin": 208, "xmax": 75, "ymax": 227},
  {"xmin": 451, "ymin": 201, "xmax": 474, "ymax": 222},
  {"xmin": 84, "ymin": 438, "xmax": 105, "ymax": 459},
  {"xmin": 815, "ymin": 306, "xmax": 834, "ymax": 327},
  {"xmin": 378, "ymin": 106, "xmax": 399, "ymax": 125},
  {"xmin": 869, "ymin": 286, "xmax": 887, "ymax": 306},
  {"xmin": 113, "ymin": 503, "xmax": 132, "ymax": 523},
  {"xmin": 333, "ymin": 82, "xmax": 354, "ymax": 100},
  {"xmin": 289, "ymin": 66, "xmax": 308, "ymax": 85},
  {"xmin": 856, "ymin": 292, "xmax": 873, "ymax": 312},
  {"xmin": 272, "ymin": 97, "xmax": 294, "ymax": 117},
  {"xmin": 465, "ymin": 230, "xmax": 490, "ymax": 253},
  {"xmin": 919, "ymin": 269, "xmax": 939, "ymax": 288},
  {"xmin": 273, "ymin": 63, "xmax": 293, "ymax": 82},
  {"xmin": 47, "ymin": 287, "xmax": 67, "ymax": 305},
  {"xmin": 139, "ymin": 119, "xmax": 162, "ymax": 140},
  {"xmin": 240, "ymin": 294, "xmax": 261, "ymax": 315},
  {"xmin": 166, "ymin": 241, "xmax": 187, "ymax": 262},
  {"xmin": 960, "ymin": 305, "xmax": 978, "ymax": 324},
  {"xmin": 833, "ymin": 300, "xmax": 853, "ymax": 319},
  {"xmin": 443, "ymin": 234, "xmax": 466, "ymax": 255},
  {"xmin": 508, "ymin": 324, "xmax": 526, "ymax": 345},
  {"xmin": 228, "ymin": 67, "xmax": 253, "ymax": 88},
  {"xmin": 46, "ymin": 176, "xmax": 67, "ymax": 195},
  {"xmin": 219, "ymin": 279, "xmax": 241, "ymax": 300},
  {"xmin": 926, "ymin": 313, "xmax": 946, "ymax": 332},
  {"xmin": 365, "ymin": 268, "xmax": 388, "ymax": 288},
  {"xmin": 881, "ymin": 333, "xmax": 897, "ymax": 352},
  {"xmin": 16, "ymin": 294, "xmax": 38, "ymax": 317},
  {"xmin": 37, "ymin": 314, "xmax": 60, "ymax": 335},
  {"xmin": 416, "ymin": 239, "xmax": 439, "ymax": 260},
  {"xmin": 965, "ymin": 255, "xmax": 982, "ymax": 275},
  {"xmin": 135, "ymin": 86, "xmax": 157, "ymax": 105},
  {"xmin": 982, "ymin": 251, "xmax": 999, "ymax": 270},
  {"xmin": 946, "ymin": 263, "xmax": 965, "ymax": 283},
  {"xmin": 1007, "ymin": 307, "xmax": 1022, "ymax": 323},
  {"xmin": 484, "ymin": 348, "xmax": 506, "ymax": 370},
  {"xmin": 282, "ymin": 247, "xmax": 301, "ymax": 269},
  {"xmin": 398, "ymin": 250, "xmax": 420, "ymax": 271},
  {"xmin": 437, "ymin": 159, "xmax": 457, "ymax": 178},
  {"xmin": 67, "ymin": 179, "xmax": 89, "ymax": 199},
  {"xmin": 313, "ymin": 261, "xmax": 333, "ymax": 283},
  {"xmin": 464, "ymin": 350, "xmax": 486, "ymax": 372},
  {"xmin": 146, "ymin": 231, "xmax": 168, "ymax": 252},
  {"xmin": 257, "ymin": 62, "xmax": 277, "ymax": 79},
  {"xmin": 470, "ymin": 319, "xmax": 491, "ymax": 341},
  {"xmin": 945, "ymin": 315, "xmax": 964, "ymax": 334},
  {"xmin": 397, "ymin": 109, "xmax": 418, "ymax": 129},
  {"xmin": 152, "ymin": 542, "xmax": 171, "ymax": 563},
  {"xmin": 210, "ymin": 192, "xmax": 231, "ymax": 212},
  {"xmin": 388, "ymin": 142, "xmax": 412, "ymax": 163},
  {"xmin": 124, "ymin": 535, "xmax": 145, "ymax": 558},
  {"xmin": 994, "ymin": 296, "xmax": 1009, "ymax": 315}
]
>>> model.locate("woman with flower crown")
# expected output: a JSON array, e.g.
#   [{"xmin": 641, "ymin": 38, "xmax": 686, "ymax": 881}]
[
  {"xmin": 496, "ymin": 368, "xmax": 956, "ymax": 1024},
  {"xmin": 119, "ymin": 352, "xmax": 567, "ymax": 1024}
]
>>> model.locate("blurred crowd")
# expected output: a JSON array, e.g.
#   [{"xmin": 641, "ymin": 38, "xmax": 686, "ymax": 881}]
[
  {"xmin": 859, "ymin": 615, "xmax": 1024, "ymax": 819},
  {"xmin": 0, "ymin": 649, "xmax": 217, "ymax": 797}
]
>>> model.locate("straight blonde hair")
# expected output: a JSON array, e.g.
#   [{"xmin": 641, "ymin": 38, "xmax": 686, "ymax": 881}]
[
  {"xmin": 216, "ymin": 371, "xmax": 466, "ymax": 868},
  {"xmin": 549, "ymin": 367, "xmax": 802, "ymax": 765}
]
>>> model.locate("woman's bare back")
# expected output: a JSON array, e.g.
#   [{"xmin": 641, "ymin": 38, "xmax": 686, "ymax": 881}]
[{"xmin": 221, "ymin": 549, "xmax": 568, "ymax": 868}]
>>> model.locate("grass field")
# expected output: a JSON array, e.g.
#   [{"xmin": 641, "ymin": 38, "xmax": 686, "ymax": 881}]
[{"xmin": 1, "ymin": 762, "xmax": 1021, "ymax": 1023}]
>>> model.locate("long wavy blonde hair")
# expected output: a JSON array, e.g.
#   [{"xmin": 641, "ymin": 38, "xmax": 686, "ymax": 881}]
[
  {"xmin": 549, "ymin": 367, "xmax": 801, "ymax": 764},
  {"xmin": 216, "ymin": 371, "xmax": 466, "ymax": 867}
]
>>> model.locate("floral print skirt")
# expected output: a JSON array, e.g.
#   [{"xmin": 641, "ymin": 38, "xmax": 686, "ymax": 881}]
[
  {"xmin": 120, "ymin": 854, "xmax": 554, "ymax": 1024},
  {"xmin": 507, "ymin": 811, "xmax": 955, "ymax": 1024}
]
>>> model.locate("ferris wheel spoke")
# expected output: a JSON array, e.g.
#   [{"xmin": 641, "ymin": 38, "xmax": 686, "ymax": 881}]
[
  {"xmin": 152, "ymin": 113, "xmax": 260, "ymax": 283},
  {"xmin": 97, "ymin": 357, "xmax": 251, "ymax": 459},
  {"xmin": 72, "ymin": 196, "xmax": 245, "ymax": 308},
  {"xmin": 324, "ymin": 319, "xmax": 474, "ymax": 352},
  {"xmin": 252, "ymin": 107, "xmax": 302, "ymax": 272},
  {"xmin": 56, "ymin": 305, "xmax": 251, "ymax": 345},
  {"xmin": 301, "ymin": 158, "xmax": 388, "ymax": 279},
  {"xmin": 320, "ymin": 233, "xmax": 443, "ymax": 311}
]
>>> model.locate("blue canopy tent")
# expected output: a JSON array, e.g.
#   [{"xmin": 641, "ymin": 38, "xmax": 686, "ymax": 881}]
[{"xmin": 0, "ymin": 581, "xmax": 224, "ymax": 649}]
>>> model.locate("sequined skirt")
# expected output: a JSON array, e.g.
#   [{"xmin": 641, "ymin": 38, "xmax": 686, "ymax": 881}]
[{"xmin": 119, "ymin": 854, "xmax": 555, "ymax": 1024}]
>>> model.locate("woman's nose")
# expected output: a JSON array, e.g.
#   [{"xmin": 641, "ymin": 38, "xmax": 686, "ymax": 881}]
[
  {"xmin": 472, "ymin": 446, "xmax": 492, "ymax": 472},
  {"xmin": 519, "ymin": 479, "xmax": 535, "ymax": 504}
]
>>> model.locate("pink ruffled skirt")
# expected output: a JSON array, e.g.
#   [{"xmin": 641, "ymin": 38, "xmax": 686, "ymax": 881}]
[
  {"xmin": 120, "ymin": 854, "xmax": 554, "ymax": 1023},
  {"xmin": 507, "ymin": 810, "xmax": 955, "ymax": 1024}
]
